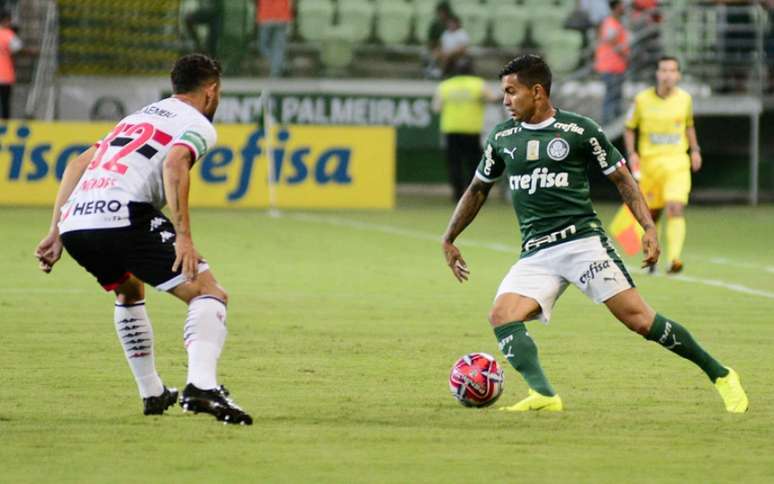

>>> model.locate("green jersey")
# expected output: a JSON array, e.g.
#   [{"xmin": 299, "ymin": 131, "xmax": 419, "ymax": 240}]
[{"xmin": 476, "ymin": 109, "xmax": 625, "ymax": 257}]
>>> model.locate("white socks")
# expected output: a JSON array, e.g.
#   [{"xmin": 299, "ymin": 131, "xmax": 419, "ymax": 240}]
[
  {"xmin": 114, "ymin": 301, "xmax": 164, "ymax": 398},
  {"xmin": 184, "ymin": 296, "xmax": 228, "ymax": 390}
]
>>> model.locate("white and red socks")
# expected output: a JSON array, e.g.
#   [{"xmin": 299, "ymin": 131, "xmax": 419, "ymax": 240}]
[
  {"xmin": 114, "ymin": 301, "xmax": 165, "ymax": 398},
  {"xmin": 184, "ymin": 296, "xmax": 228, "ymax": 390}
]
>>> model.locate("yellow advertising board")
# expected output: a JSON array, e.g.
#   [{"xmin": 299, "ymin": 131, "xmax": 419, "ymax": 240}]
[{"xmin": 0, "ymin": 121, "xmax": 395, "ymax": 208}]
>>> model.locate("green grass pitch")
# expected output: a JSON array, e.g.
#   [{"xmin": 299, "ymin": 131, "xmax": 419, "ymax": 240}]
[{"xmin": 2, "ymin": 198, "xmax": 773, "ymax": 483}]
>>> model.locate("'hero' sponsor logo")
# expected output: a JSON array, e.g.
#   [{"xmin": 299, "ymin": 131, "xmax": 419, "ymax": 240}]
[
  {"xmin": 589, "ymin": 137, "xmax": 608, "ymax": 168},
  {"xmin": 553, "ymin": 122, "xmax": 585, "ymax": 135},
  {"xmin": 523, "ymin": 224, "xmax": 577, "ymax": 252},
  {"xmin": 579, "ymin": 260, "xmax": 612, "ymax": 284},
  {"xmin": 494, "ymin": 126, "xmax": 522, "ymax": 140},
  {"xmin": 71, "ymin": 200, "xmax": 122, "ymax": 216},
  {"xmin": 509, "ymin": 167, "xmax": 569, "ymax": 194}
]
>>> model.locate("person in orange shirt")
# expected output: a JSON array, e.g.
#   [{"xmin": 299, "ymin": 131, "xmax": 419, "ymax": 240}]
[
  {"xmin": 594, "ymin": 1, "xmax": 629, "ymax": 125},
  {"xmin": 0, "ymin": 10, "xmax": 23, "ymax": 119},
  {"xmin": 257, "ymin": 0, "xmax": 293, "ymax": 77}
]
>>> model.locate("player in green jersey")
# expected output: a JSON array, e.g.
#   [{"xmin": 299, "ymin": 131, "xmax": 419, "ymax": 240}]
[{"xmin": 441, "ymin": 54, "xmax": 748, "ymax": 413}]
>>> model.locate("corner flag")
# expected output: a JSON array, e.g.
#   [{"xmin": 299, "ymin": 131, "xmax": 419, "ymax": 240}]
[{"xmin": 609, "ymin": 204, "xmax": 644, "ymax": 256}]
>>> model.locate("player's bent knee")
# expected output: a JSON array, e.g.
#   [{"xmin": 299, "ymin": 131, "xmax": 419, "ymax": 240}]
[
  {"xmin": 488, "ymin": 305, "xmax": 524, "ymax": 327},
  {"xmin": 115, "ymin": 276, "xmax": 144, "ymax": 305},
  {"xmin": 623, "ymin": 311, "xmax": 653, "ymax": 336}
]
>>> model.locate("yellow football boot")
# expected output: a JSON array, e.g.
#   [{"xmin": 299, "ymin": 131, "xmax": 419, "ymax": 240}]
[
  {"xmin": 714, "ymin": 367, "xmax": 749, "ymax": 413},
  {"xmin": 499, "ymin": 389, "xmax": 563, "ymax": 412}
]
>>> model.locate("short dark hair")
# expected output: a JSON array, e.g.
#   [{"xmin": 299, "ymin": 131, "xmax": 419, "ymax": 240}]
[
  {"xmin": 453, "ymin": 56, "xmax": 474, "ymax": 76},
  {"xmin": 0, "ymin": 10, "xmax": 11, "ymax": 22},
  {"xmin": 499, "ymin": 54, "xmax": 552, "ymax": 96},
  {"xmin": 609, "ymin": 0, "xmax": 622, "ymax": 9},
  {"xmin": 170, "ymin": 54, "xmax": 222, "ymax": 94},
  {"xmin": 658, "ymin": 55, "xmax": 680, "ymax": 70}
]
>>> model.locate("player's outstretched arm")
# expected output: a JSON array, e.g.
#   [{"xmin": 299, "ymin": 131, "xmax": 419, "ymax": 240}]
[
  {"xmin": 607, "ymin": 165, "xmax": 660, "ymax": 268},
  {"xmin": 35, "ymin": 145, "xmax": 97, "ymax": 273},
  {"xmin": 441, "ymin": 177, "xmax": 493, "ymax": 282},
  {"xmin": 163, "ymin": 145, "xmax": 199, "ymax": 281}
]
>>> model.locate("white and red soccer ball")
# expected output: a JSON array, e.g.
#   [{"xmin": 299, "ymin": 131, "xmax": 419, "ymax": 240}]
[{"xmin": 449, "ymin": 352, "xmax": 504, "ymax": 407}]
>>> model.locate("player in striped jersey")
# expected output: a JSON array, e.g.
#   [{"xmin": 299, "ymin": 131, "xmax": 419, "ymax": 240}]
[{"xmin": 35, "ymin": 54, "xmax": 252, "ymax": 425}]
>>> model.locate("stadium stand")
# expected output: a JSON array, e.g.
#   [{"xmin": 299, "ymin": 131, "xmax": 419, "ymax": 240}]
[
  {"xmin": 58, "ymin": 0, "xmax": 179, "ymax": 76},
  {"xmin": 491, "ymin": 4, "xmax": 528, "ymax": 48},
  {"xmin": 337, "ymin": 0, "xmax": 375, "ymax": 43},
  {"xmin": 296, "ymin": 0, "xmax": 334, "ymax": 43},
  {"xmin": 375, "ymin": 1, "xmax": 413, "ymax": 46}
]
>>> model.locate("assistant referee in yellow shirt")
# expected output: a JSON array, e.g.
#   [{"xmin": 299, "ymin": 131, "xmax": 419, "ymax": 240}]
[
  {"xmin": 433, "ymin": 56, "xmax": 497, "ymax": 201},
  {"xmin": 624, "ymin": 56, "xmax": 702, "ymax": 274}
]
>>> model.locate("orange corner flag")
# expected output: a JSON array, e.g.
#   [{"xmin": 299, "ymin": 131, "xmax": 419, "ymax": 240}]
[{"xmin": 609, "ymin": 204, "xmax": 644, "ymax": 256}]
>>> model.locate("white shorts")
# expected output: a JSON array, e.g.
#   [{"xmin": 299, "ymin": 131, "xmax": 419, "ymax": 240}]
[{"xmin": 495, "ymin": 235, "xmax": 634, "ymax": 323}]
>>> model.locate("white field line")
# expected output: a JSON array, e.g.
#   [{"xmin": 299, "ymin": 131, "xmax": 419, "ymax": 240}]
[
  {"xmin": 707, "ymin": 257, "xmax": 774, "ymax": 274},
  {"xmin": 287, "ymin": 212, "xmax": 774, "ymax": 301},
  {"xmin": 9, "ymin": 214, "xmax": 772, "ymax": 300}
]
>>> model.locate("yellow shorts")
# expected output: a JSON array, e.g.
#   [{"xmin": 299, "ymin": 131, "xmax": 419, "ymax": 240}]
[{"xmin": 639, "ymin": 157, "xmax": 691, "ymax": 209}]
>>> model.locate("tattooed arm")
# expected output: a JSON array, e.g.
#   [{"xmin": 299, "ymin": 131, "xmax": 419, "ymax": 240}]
[
  {"xmin": 163, "ymin": 145, "xmax": 199, "ymax": 281},
  {"xmin": 607, "ymin": 165, "xmax": 660, "ymax": 268},
  {"xmin": 441, "ymin": 177, "xmax": 494, "ymax": 282}
]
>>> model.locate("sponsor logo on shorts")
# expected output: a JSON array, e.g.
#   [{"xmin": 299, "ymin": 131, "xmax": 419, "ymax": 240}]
[
  {"xmin": 159, "ymin": 230, "xmax": 175, "ymax": 243},
  {"xmin": 579, "ymin": 260, "xmax": 612, "ymax": 284},
  {"xmin": 523, "ymin": 224, "xmax": 577, "ymax": 252},
  {"xmin": 150, "ymin": 217, "xmax": 165, "ymax": 231},
  {"xmin": 71, "ymin": 199, "xmax": 122, "ymax": 216}
]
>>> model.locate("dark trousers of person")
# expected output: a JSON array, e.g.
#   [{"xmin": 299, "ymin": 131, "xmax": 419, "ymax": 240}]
[
  {"xmin": 0, "ymin": 84, "xmax": 11, "ymax": 120},
  {"xmin": 445, "ymin": 133, "xmax": 482, "ymax": 202},
  {"xmin": 600, "ymin": 72, "xmax": 624, "ymax": 126}
]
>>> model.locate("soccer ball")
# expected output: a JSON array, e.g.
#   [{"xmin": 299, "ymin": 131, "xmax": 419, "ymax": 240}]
[{"xmin": 449, "ymin": 352, "xmax": 504, "ymax": 408}]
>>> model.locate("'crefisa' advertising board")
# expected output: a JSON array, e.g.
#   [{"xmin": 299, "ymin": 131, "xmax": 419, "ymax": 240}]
[{"xmin": 0, "ymin": 122, "xmax": 395, "ymax": 208}]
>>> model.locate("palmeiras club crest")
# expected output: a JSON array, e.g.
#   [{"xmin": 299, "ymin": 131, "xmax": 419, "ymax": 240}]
[{"xmin": 547, "ymin": 137, "xmax": 570, "ymax": 161}]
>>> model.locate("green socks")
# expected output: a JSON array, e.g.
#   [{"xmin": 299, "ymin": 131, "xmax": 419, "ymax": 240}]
[
  {"xmin": 494, "ymin": 321, "xmax": 556, "ymax": 396},
  {"xmin": 647, "ymin": 313, "xmax": 729, "ymax": 382}
]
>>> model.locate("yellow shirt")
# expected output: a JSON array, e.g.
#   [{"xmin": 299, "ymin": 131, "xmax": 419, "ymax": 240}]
[
  {"xmin": 437, "ymin": 75, "xmax": 486, "ymax": 135},
  {"xmin": 625, "ymin": 87, "xmax": 694, "ymax": 162}
]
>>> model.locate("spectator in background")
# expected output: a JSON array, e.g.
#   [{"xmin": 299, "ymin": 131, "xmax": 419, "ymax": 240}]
[
  {"xmin": 594, "ymin": 0, "xmax": 629, "ymax": 125},
  {"xmin": 438, "ymin": 15, "xmax": 470, "ymax": 77},
  {"xmin": 432, "ymin": 56, "xmax": 497, "ymax": 202},
  {"xmin": 185, "ymin": 0, "xmax": 223, "ymax": 58},
  {"xmin": 0, "ymin": 9, "xmax": 22, "ymax": 119},
  {"xmin": 257, "ymin": 0, "xmax": 293, "ymax": 78},
  {"xmin": 425, "ymin": 2, "xmax": 453, "ymax": 79},
  {"xmin": 576, "ymin": 0, "xmax": 610, "ymax": 44}
]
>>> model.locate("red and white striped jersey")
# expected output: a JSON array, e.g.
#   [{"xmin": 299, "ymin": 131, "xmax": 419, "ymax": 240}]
[{"xmin": 59, "ymin": 97, "xmax": 216, "ymax": 233}]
